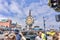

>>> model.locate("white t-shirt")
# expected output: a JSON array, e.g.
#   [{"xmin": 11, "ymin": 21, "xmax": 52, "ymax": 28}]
[
  {"xmin": 21, "ymin": 36, "xmax": 26, "ymax": 40},
  {"xmin": 35, "ymin": 36, "xmax": 43, "ymax": 40}
]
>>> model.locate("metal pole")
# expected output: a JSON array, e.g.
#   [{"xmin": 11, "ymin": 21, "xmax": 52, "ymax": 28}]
[
  {"xmin": 43, "ymin": 17, "xmax": 46, "ymax": 33},
  {"xmin": 59, "ymin": 27, "xmax": 60, "ymax": 31}
]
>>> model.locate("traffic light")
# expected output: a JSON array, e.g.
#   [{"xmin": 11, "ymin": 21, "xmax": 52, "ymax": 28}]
[
  {"xmin": 48, "ymin": 0, "xmax": 57, "ymax": 8},
  {"xmin": 55, "ymin": 14, "xmax": 60, "ymax": 22},
  {"xmin": 48, "ymin": 0, "xmax": 60, "ymax": 12}
]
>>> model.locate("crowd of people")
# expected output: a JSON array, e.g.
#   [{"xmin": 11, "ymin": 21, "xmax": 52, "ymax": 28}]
[
  {"xmin": 4, "ymin": 29, "xmax": 21, "ymax": 40},
  {"xmin": 2, "ymin": 29, "xmax": 60, "ymax": 40},
  {"xmin": 35, "ymin": 30, "xmax": 60, "ymax": 40}
]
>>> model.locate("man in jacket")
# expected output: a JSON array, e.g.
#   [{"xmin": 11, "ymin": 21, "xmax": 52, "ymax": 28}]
[{"xmin": 14, "ymin": 29, "xmax": 21, "ymax": 40}]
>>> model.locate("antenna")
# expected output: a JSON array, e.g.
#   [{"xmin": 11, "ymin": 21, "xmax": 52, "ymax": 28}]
[{"xmin": 29, "ymin": 10, "xmax": 31, "ymax": 16}]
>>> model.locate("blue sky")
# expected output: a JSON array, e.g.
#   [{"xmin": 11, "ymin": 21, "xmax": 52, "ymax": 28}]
[{"xmin": 0, "ymin": 0, "xmax": 60, "ymax": 29}]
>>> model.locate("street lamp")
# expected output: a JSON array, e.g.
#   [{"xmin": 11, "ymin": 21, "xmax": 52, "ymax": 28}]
[
  {"xmin": 59, "ymin": 27, "xmax": 60, "ymax": 31},
  {"xmin": 43, "ymin": 17, "xmax": 46, "ymax": 33},
  {"xmin": 43, "ymin": 16, "xmax": 49, "ymax": 33}
]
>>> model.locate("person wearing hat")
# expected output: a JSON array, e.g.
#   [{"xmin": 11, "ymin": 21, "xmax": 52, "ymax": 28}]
[{"xmin": 14, "ymin": 29, "xmax": 21, "ymax": 40}]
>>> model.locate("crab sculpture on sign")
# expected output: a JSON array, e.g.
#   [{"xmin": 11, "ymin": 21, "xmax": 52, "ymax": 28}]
[{"xmin": 26, "ymin": 16, "xmax": 34, "ymax": 25}]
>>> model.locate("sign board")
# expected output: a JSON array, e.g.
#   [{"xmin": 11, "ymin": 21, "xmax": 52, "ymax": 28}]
[{"xmin": 26, "ymin": 16, "xmax": 34, "ymax": 25}]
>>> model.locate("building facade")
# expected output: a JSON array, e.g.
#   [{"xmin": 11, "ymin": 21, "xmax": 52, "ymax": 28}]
[{"xmin": 0, "ymin": 19, "xmax": 12, "ymax": 27}]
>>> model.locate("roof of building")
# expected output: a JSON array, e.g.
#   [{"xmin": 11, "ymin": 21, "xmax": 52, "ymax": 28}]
[{"xmin": 0, "ymin": 19, "xmax": 12, "ymax": 22}]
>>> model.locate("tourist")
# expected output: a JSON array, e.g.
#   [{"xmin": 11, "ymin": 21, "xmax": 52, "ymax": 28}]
[
  {"xmin": 35, "ymin": 30, "xmax": 46, "ymax": 40},
  {"xmin": 4, "ymin": 32, "xmax": 9, "ymax": 40},
  {"xmin": 58, "ymin": 32, "xmax": 60, "ymax": 40},
  {"xmin": 20, "ymin": 32, "xmax": 26, "ymax": 40},
  {"xmin": 8, "ymin": 33, "xmax": 16, "ymax": 40},
  {"xmin": 52, "ymin": 32, "xmax": 58, "ymax": 40},
  {"xmin": 14, "ymin": 29, "xmax": 21, "ymax": 40}
]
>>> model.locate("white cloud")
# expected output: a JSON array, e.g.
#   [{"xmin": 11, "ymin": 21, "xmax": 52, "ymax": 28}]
[
  {"xmin": 23, "ymin": 2, "xmax": 56, "ymax": 17},
  {"xmin": 0, "ymin": 1, "xmax": 9, "ymax": 13},
  {"xmin": 9, "ymin": 1, "xmax": 21, "ymax": 13},
  {"xmin": 23, "ymin": 1, "xmax": 60, "ymax": 29},
  {"xmin": 0, "ymin": 0, "xmax": 60, "ymax": 29},
  {"xmin": 0, "ymin": 0, "xmax": 26, "ymax": 27}
]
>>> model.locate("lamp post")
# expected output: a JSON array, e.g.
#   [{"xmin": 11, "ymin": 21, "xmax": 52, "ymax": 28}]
[
  {"xmin": 59, "ymin": 27, "xmax": 60, "ymax": 31},
  {"xmin": 43, "ymin": 17, "xmax": 46, "ymax": 33},
  {"xmin": 43, "ymin": 16, "xmax": 49, "ymax": 33}
]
